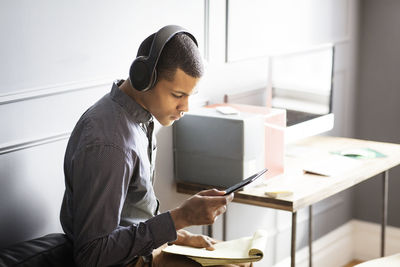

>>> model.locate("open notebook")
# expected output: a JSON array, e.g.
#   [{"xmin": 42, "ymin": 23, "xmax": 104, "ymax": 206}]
[{"xmin": 163, "ymin": 230, "xmax": 268, "ymax": 266}]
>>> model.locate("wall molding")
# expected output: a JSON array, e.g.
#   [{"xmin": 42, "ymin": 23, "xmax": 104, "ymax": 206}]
[
  {"xmin": 224, "ymin": 0, "xmax": 229, "ymax": 63},
  {"xmin": 203, "ymin": 0, "xmax": 210, "ymax": 61},
  {"xmin": 274, "ymin": 219, "xmax": 354, "ymax": 267},
  {"xmin": 0, "ymin": 78, "xmax": 112, "ymax": 105},
  {"xmin": 0, "ymin": 78, "xmax": 114, "ymax": 154},
  {"xmin": 272, "ymin": 220, "xmax": 400, "ymax": 267},
  {"xmin": 0, "ymin": 132, "xmax": 71, "ymax": 155}
]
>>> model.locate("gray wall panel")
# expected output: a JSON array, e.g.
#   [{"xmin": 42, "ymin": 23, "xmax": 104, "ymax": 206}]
[
  {"xmin": 0, "ymin": 82, "xmax": 109, "ymax": 145},
  {"xmin": 0, "ymin": 139, "xmax": 67, "ymax": 248}
]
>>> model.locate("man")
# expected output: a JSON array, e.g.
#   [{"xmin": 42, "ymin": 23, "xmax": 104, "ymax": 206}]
[{"xmin": 60, "ymin": 26, "xmax": 250, "ymax": 267}]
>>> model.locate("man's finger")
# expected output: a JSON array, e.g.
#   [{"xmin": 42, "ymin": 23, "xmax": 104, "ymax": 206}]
[
  {"xmin": 202, "ymin": 196, "xmax": 230, "ymax": 207},
  {"xmin": 193, "ymin": 235, "xmax": 215, "ymax": 249},
  {"xmin": 202, "ymin": 237, "xmax": 215, "ymax": 251},
  {"xmin": 197, "ymin": 189, "xmax": 225, "ymax": 197},
  {"xmin": 210, "ymin": 239, "xmax": 218, "ymax": 245},
  {"xmin": 225, "ymin": 192, "xmax": 234, "ymax": 202},
  {"xmin": 213, "ymin": 205, "xmax": 227, "ymax": 218}
]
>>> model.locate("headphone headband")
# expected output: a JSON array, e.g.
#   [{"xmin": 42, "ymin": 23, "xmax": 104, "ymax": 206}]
[{"xmin": 129, "ymin": 25, "xmax": 198, "ymax": 92}]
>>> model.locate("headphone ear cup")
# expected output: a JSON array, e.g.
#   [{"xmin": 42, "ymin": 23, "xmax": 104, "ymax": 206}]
[
  {"xmin": 148, "ymin": 69, "xmax": 157, "ymax": 89},
  {"xmin": 130, "ymin": 57, "xmax": 152, "ymax": 91}
]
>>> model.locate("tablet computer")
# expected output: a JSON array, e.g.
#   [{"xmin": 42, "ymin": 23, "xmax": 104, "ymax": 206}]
[{"xmin": 224, "ymin": 168, "xmax": 268, "ymax": 195}]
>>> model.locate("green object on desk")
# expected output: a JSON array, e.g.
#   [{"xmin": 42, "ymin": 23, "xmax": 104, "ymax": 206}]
[{"xmin": 331, "ymin": 148, "xmax": 386, "ymax": 159}]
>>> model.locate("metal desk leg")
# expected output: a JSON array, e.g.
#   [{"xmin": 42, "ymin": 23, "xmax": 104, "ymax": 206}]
[
  {"xmin": 207, "ymin": 212, "xmax": 227, "ymax": 240},
  {"xmin": 381, "ymin": 170, "xmax": 388, "ymax": 257},
  {"xmin": 207, "ymin": 224, "xmax": 213, "ymax": 238},
  {"xmin": 291, "ymin": 212, "xmax": 297, "ymax": 267},
  {"xmin": 309, "ymin": 206, "xmax": 313, "ymax": 267},
  {"xmin": 223, "ymin": 211, "xmax": 227, "ymax": 241}
]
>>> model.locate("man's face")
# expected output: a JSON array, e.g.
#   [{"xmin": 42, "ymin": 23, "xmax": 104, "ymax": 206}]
[{"xmin": 143, "ymin": 68, "xmax": 199, "ymax": 126}]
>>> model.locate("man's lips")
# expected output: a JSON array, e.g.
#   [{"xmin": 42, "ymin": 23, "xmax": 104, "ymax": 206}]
[{"xmin": 171, "ymin": 114, "xmax": 184, "ymax": 120}]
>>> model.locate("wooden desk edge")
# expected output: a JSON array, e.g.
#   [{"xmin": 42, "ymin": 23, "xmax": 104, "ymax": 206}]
[{"xmin": 176, "ymin": 181, "xmax": 294, "ymax": 212}]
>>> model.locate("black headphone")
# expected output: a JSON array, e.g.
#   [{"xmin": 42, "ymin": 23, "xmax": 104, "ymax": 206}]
[{"xmin": 129, "ymin": 25, "xmax": 198, "ymax": 92}]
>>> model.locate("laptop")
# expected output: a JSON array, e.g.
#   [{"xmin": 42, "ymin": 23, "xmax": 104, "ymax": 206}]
[
  {"xmin": 223, "ymin": 44, "xmax": 335, "ymax": 143},
  {"xmin": 270, "ymin": 44, "xmax": 335, "ymax": 142}
]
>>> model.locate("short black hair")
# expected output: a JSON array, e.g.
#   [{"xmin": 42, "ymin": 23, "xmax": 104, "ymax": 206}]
[{"xmin": 136, "ymin": 31, "xmax": 203, "ymax": 83}]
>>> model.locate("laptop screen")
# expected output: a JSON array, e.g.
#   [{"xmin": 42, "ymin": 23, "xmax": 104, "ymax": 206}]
[{"xmin": 271, "ymin": 44, "xmax": 334, "ymax": 120}]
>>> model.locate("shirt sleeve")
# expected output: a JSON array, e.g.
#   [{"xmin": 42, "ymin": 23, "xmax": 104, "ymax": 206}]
[{"xmin": 69, "ymin": 144, "xmax": 177, "ymax": 267}]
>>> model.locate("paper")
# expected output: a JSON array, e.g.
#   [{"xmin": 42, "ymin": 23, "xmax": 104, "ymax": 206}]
[
  {"xmin": 302, "ymin": 155, "xmax": 362, "ymax": 176},
  {"xmin": 163, "ymin": 229, "xmax": 267, "ymax": 266},
  {"xmin": 215, "ymin": 106, "xmax": 240, "ymax": 115}
]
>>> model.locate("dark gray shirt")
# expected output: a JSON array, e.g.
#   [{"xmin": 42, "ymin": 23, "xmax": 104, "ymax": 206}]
[{"xmin": 60, "ymin": 80, "xmax": 177, "ymax": 267}]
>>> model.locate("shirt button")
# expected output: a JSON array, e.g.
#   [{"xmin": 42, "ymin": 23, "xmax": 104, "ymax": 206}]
[{"xmin": 138, "ymin": 223, "xmax": 146, "ymax": 236}]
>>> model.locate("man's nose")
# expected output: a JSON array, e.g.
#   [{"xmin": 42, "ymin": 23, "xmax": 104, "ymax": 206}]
[{"xmin": 179, "ymin": 97, "xmax": 189, "ymax": 113}]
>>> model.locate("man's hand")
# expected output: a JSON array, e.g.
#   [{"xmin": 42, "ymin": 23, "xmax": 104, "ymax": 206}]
[
  {"xmin": 170, "ymin": 189, "xmax": 233, "ymax": 230},
  {"xmin": 171, "ymin": 229, "xmax": 217, "ymax": 251}
]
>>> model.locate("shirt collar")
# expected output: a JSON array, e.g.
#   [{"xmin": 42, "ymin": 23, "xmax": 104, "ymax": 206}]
[{"xmin": 110, "ymin": 80, "xmax": 153, "ymax": 124}]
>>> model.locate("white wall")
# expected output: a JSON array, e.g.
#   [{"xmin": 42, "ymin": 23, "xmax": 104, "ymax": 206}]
[
  {"xmin": 0, "ymin": 0, "xmax": 204, "ymax": 247},
  {"xmin": 1, "ymin": 1, "xmax": 362, "ymax": 266}
]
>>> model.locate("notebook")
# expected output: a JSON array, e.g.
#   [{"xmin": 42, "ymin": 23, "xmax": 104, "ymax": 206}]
[{"xmin": 163, "ymin": 230, "xmax": 267, "ymax": 266}]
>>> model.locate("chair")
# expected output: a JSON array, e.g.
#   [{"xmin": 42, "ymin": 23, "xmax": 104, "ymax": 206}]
[{"xmin": 0, "ymin": 233, "xmax": 75, "ymax": 267}]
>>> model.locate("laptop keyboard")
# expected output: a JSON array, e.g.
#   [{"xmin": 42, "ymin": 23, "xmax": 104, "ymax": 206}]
[{"xmin": 286, "ymin": 109, "xmax": 322, "ymax": 126}]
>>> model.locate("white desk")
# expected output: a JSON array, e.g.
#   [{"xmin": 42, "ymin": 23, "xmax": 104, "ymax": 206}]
[{"xmin": 177, "ymin": 136, "xmax": 400, "ymax": 267}]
